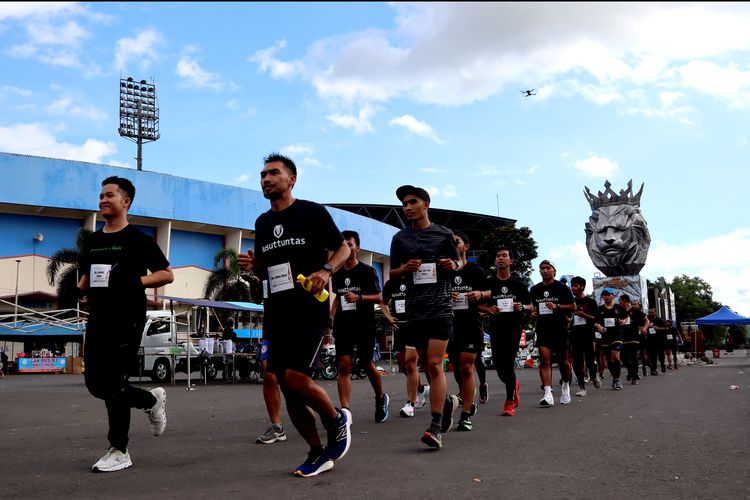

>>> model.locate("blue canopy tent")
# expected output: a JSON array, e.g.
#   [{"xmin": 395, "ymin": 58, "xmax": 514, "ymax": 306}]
[
  {"xmin": 695, "ymin": 306, "xmax": 750, "ymax": 326},
  {"xmin": 158, "ymin": 295, "xmax": 264, "ymax": 338}
]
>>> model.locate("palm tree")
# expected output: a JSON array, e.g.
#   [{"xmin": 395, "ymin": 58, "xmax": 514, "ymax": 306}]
[
  {"xmin": 46, "ymin": 228, "xmax": 92, "ymax": 309},
  {"xmin": 203, "ymin": 248, "xmax": 259, "ymax": 303}
]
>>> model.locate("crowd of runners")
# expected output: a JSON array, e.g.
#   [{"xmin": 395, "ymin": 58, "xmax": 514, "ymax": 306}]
[{"xmin": 76, "ymin": 153, "xmax": 684, "ymax": 478}]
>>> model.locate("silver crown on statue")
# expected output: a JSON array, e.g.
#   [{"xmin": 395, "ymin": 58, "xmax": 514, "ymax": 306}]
[{"xmin": 584, "ymin": 180, "xmax": 644, "ymax": 211}]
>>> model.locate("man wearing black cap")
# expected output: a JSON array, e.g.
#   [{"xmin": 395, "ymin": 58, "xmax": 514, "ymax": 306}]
[
  {"xmin": 529, "ymin": 260, "xmax": 575, "ymax": 407},
  {"xmin": 595, "ymin": 288, "xmax": 626, "ymax": 390},
  {"xmin": 389, "ymin": 185, "xmax": 461, "ymax": 448}
]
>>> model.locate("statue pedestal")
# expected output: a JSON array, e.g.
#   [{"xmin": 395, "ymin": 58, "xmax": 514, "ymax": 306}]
[{"xmin": 593, "ymin": 274, "xmax": 648, "ymax": 309}]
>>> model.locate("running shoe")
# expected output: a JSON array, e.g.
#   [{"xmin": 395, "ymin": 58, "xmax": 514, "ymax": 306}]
[
  {"xmin": 456, "ymin": 417, "xmax": 472, "ymax": 432},
  {"xmin": 256, "ymin": 424, "xmax": 287, "ymax": 444},
  {"xmin": 421, "ymin": 429, "xmax": 442, "ymax": 449},
  {"xmin": 400, "ymin": 401, "xmax": 415, "ymax": 418},
  {"xmin": 375, "ymin": 394, "xmax": 390, "ymax": 423},
  {"xmin": 145, "ymin": 387, "xmax": 167, "ymax": 436},
  {"xmin": 631, "ymin": 378, "xmax": 638, "ymax": 385},
  {"xmin": 560, "ymin": 382, "xmax": 571, "ymax": 404},
  {"xmin": 539, "ymin": 393, "xmax": 554, "ymax": 407},
  {"xmin": 469, "ymin": 402, "xmax": 478, "ymax": 417},
  {"xmin": 514, "ymin": 381, "xmax": 521, "ymax": 408},
  {"xmin": 651, "ymin": 370, "xmax": 658, "ymax": 376},
  {"xmin": 592, "ymin": 374, "xmax": 601, "ymax": 389},
  {"xmin": 440, "ymin": 395, "xmax": 459, "ymax": 433},
  {"xmin": 502, "ymin": 400, "xmax": 515, "ymax": 416},
  {"xmin": 575, "ymin": 388, "xmax": 587, "ymax": 397},
  {"xmin": 479, "ymin": 383, "xmax": 489, "ymax": 404},
  {"xmin": 92, "ymin": 447, "xmax": 132, "ymax": 473},
  {"xmin": 661, "ymin": 365, "xmax": 666, "ymax": 373},
  {"xmin": 294, "ymin": 447, "xmax": 334, "ymax": 477},
  {"xmin": 415, "ymin": 385, "xmax": 430, "ymax": 408},
  {"xmin": 613, "ymin": 379, "xmax": 623, "ymax": 390},
  {"xmin": 642, "ymin": 365, "xmax": 647, "ymax": 377},
  {"xmin": 325, "ymin": 409, "xmax": 351, "ymax": 461}
]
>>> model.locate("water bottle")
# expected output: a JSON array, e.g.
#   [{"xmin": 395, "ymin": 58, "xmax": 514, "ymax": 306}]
[{"xmin": 296, "ymin": 274, "xmax": 330, "ymax": 302}]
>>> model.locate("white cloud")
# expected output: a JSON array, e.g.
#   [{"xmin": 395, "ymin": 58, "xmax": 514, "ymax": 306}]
[
  {"xmin": 389, "ymin": 114, "xmax": 443, "ymax": 144},
  {"xmin": 250, "ymin": 40, "xmax": 305, "ymax": 79},
  {"xmin": 574, "ymin": 154, "xmax": 620, "ymax": 178},
  {"xmin": 326, "ymin": 106, "xmax": 377, "ymax": 133},
  {"xmin": 0, "ymin": 3, "xmax": 80, "ymax": 20},
  {"xmin": 232, "ymin": 173, "xmax": 251, "ymax": 185},
  {"xmin": 0, "ymin": 122, "xmax": 116, "ymax": 163},
  {"xmin": 114, "ymin": 30, "xmax": 164, "ymax": 72},
  {"xmin": 47, "ymin": 95, "xmax": 107, "ymax": 121},
  {"xmin": 526, "ymin": 165, "xmax": 540, "ymax": 175},
  {"xmin": 442, "ymin": 184, "xmax": 457, "ymax": 198},
  {"xmin": 176, "ymin": 55, "xmax": 223, "ymax": 90},
  {"xmin": 281, "ymin": 144, "xmax": 314, "ymax": 157},
  {"xmin": 420, "ymin": 167, "xmax": 447, "ymax": 173},
  {"xmin": 477, "ymin": 165, "xmax": 503, "ymax": 176},
  {"xmin": 624, "ymin": 90, "xmax": 696, "ymax": 124},
  {"xmin": 27, "ymin": 20, "xmax": 87, "ymax": 47},
  {"xmin": 0, "ymin": 85, "xmax": 32, "ymax": 97}
]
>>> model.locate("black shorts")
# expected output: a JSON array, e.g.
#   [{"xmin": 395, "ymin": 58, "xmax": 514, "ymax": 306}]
[
  {"xmin": 449, "ymin": 325, "xmax": 484, "ymax": 354},
  {"xmin": 335, "ymin": 327, "xmax": 376, "ymax": 359},
  {"xmin": 488, "ymin": 329, "xmax": 522, "ymax": 359},
  {"xmin": 535, "ymin": 328, "xmax": 569, "ymax": 354},
  {"xmin": 404, "ymin": 316, "xmax": 453, "ymax": 350},
  {"xmin": 393, "ymin": 323, "xmax": 408, "ymax": 352},
  {"xmin": 266, "ymin": 325, "xmax": 326, "ymax": 377}
]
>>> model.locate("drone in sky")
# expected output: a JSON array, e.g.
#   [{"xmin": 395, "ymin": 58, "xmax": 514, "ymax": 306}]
[{"xmin": 522, "ymin": 89, "xmax": 536, "ymax": 97}]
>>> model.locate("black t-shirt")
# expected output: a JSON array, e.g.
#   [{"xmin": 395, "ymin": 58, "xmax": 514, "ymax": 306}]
[
  {"xmin": 451, "ymin": 262, "xmax": 490, "ymax": 333},
  {"xmin": 529, "ymin": 280, "xmax": 574, "ymax": 334},
  {"xmin": 389, "ymin": 223, "xmax": 460, "ymax": 320},
  {"xmin": 598, "ymin": 304, "xmax": 626, "ymax": 341},
  {"xmin": 332, "ymin": 261, "xmax": 381, "ymax": 331},
  {"xmin": 622, "ymin": 307, "xmax": 647, "ymax": 342},
  {"xmin": 254, "ymin": 199, "xmax": 344, "ymax": 328},
  {"xmin": 222, "ymin": 327, "xmax": 238, "ymax": 342},
  {"xmin": 647, "ymin": 315, "xmax": 666, "ymax": 340},
  {"xmin": 80, "ymin": 224, "xmax": 170, "ymax": 320},
  {"xmin": 571, "ymin": 296, "xmax": 599, "ymax": 334},
  {"xmin": 487, "ymin": 275, "xmax": 532, "ymax": 335},
  {"xmin": 382, "ymin": 277, "xmax": 410, "ymax": 322}
]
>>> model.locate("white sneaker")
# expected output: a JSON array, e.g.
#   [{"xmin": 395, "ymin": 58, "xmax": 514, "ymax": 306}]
[
  {"xmin": 399, "ymin": 402, "xmax": 415, "ymax": 417},
  {"xmin": 592, "ymin": 375, "xmax": 601, "ymax": 389},
  {"xmin": 415, "ymin": 385, "xmax": 430, "ymax": 408},
  {"xmin": 92, "ymin": 447, "xmax": 132, "ymax": 472},
  {"xmin": 560, "ymin": 382, "xmax": 571, "ymax": 404},
  {"xmin": 539, "ymin": 393, "xmax": 554, "ymax": 407},
  {"xmin": 575, "ymin": 388, "xmax": 587, "ymax": 397},
  {"xmin": 145, "ymin": 387, "xmax": 167, "ymax": 436}
]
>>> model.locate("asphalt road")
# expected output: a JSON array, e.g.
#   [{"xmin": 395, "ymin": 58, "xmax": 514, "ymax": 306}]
[{"xmin": 2, "ymin": 353, "xmax": 749, "ymax": 499}]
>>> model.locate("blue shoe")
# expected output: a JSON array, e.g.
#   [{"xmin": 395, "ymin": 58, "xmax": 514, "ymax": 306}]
[
  {"xmin": 294, "ymin": 447, "xmax": 334, "ymax": 477},
  {"xmin": 325, "ymin": 408, "xmax": 351, "ymax": 461},
  {"xmin": 375, "ymin": 393, "xmax": 390, "ymax": 423}
]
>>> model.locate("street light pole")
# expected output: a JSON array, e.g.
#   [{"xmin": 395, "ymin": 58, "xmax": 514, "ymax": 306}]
[{"xmin": 14, "ymin": 259, "xmax": 21, "ymax": 325}]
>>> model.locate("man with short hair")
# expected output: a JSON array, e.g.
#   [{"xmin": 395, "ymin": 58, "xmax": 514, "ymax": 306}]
[
  {"xmin": 238, "ymin": 153, "xmax": 352, "ymax": 477},
  {"xmin": 646, "ymin": 308, "xmax": 667, "ymax": 374},
  {"xmin": 446, "ymin": 230, "xmax": 490, "ymax": 431},
  {"xmin": 331, "ymin": 230, "xmax": 388, "ymax": 423},
  {"xmin": 389, "ymin": 185, "xmax": 461, "ymax": 448},
  {"xmin": 595, "ymin": 288, "xmax": 626, "ymax": 390},
  {"xmin": 664, "ymin": 319, "xmax": 681, "ymax": 370},
  {"xmin": 530, "ymin": 260, "xmax": 575, "ymax": 406},
  {"xmin": 480, "ymin": 247, "xmax": 532, "ymax": 416},
  {"xmin": 78, "ymin": 176, "xmax": 174, "ymax": 472},
  {"xmin": 569, "ymin": 276, "xmax": 600, "ymax": 396},
  {"xmin": 619, "ymin": 294, "xmax": 649, "ymax": 385}
]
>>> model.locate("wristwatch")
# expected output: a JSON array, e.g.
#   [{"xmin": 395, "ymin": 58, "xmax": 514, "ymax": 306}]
[{"xmin": 322, "ymin": 263, "xmax": 334, "ymax": 274}]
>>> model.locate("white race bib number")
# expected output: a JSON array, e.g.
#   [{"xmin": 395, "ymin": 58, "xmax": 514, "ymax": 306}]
[
  {"xmin": 341, "ymin": 295, "xmax": 357, "ymax": 311},
  {"xmin": 604, "ymin": 318, "xmax": 615, "ymax": 328},
  {"xmin": 90, "ymin": 264, "xmax": 112, "ymax": 288},
  {"xmin": 268, "ymin": 262, "xmax": 294, "ymax": 294},
  {"xmin": 648, "ymin": 327, "xmax": 656, "ymax": 335},
  {"xmin": 622, "ymin": 317, "xmax": 631, "ymax": 325},
  {"xmin": 497, "ymin": 298, "xmax": 513, "ymax": 313},
  {"xmin": 538, "ymin": 302, "xmax": 553, "ymax": 315},
  {"xmin": 395, "ymin": 299, "xmax": 406, "ymax": 314},
  {"xmin": 413, "ymin": 263, "xmax": 437, "ymax": 284},
  {"xmin": 573, "ymin": 315, "xmax": 587, "ymax": 326},
  {"xmin": 595, "ymin": 331, "xmax": 602, "ymax": 339},
  {"xmin": 453, "ymin": 293, "xmax": 469, "ymax": 310},
  {"xmin": 666, "ymin": 334, "xmax": 673, "ymax": 340}
]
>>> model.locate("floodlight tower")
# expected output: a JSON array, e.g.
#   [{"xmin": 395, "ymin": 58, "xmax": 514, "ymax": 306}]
[{"xmin": 118, "ymin": 77, "xmax": 160, "ymax": 171}]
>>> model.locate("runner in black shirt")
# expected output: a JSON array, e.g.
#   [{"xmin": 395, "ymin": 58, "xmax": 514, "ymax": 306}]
[
  {"xmin": 238, "ymin": 153, "xmax": 352, "ymax": 478},
  {"xmin": 479, "ymin": 247, "xmax": 532, "ymax": 417},
  {"xmin": 595, "ymin": 288, "xmax": 626, "ymax": 390},
  {"xmin": 619, "ymin": 294, "xmax": 649, "ymax": 385},
  {"xmin": 446, "ymin": 230, "xmax": 490, "ymax": 431},
  {"xmin": 529, "ymin": 260, "xmax": 575, "ymax": 407},
  {"xmin": 646, "ymin": 308, "xmax": 667, "ymax": 374},
  {"xmin": 331, "ymin": 230, "xmax": 388, "ymax": 423},
  {"xmin": 78, "ymin": 176, "xmax": 174, "ymax": 473},
  {"xmin": 389, "ymin": 185, "xmax": 460, "ymax": 449},
  {"xmin": 569, "ymin": 276, "xmax": 600, "ymax": 397}
]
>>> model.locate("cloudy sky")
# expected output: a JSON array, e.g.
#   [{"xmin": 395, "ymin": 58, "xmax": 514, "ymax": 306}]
[{"xmin": 2, "ymin": 2, "xmax": 749, "ymax": 315}]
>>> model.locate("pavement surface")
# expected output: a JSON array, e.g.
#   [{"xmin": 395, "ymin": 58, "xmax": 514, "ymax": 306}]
[{"xmin": 2, "ymin": 354, "xmax": 749, "ymax": 499}]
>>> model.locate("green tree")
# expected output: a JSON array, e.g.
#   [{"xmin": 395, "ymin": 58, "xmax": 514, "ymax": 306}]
[
  {"xmin": 478, "ymin": 225, "xmax": 538, "ymax": 283},
  {"xmin": 46, "ymin": 227, "xmax": 92, "ymax": 309},
  {"xmin": 203, "ymin": 248, "xmax": 259, "ymax": 304},
  {"xmin": 670, "ymin": 274, "xmax": 724, "ymax": 346}
]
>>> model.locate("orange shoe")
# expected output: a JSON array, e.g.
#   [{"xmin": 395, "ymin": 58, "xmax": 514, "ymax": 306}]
[
  {"xmin": 514, "ymin": 381, "xmax": 521, "ymax": 408},
  {"xmin": 502, "ymin": 400, "xmax": 515, "ymax": 416}
]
